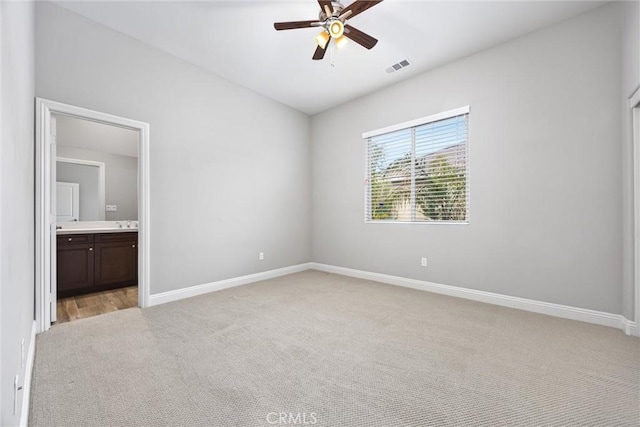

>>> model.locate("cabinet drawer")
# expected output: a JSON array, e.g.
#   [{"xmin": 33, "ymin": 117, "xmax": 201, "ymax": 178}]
[
  {"xmin": 95, "ymin": 232, "xmax": 138, "ymax": 243},
  {"xmin": 57, "ymin": 234, "xmax": 94, "ymax": 245}
]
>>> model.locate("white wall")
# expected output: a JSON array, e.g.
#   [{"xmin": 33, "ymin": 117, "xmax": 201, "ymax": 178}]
[
  {"xmin": 57, "ymin": 146, "xmax": 139, "ymax": 221},
  {"xmin": 33, "ymin": 1, "xmax": 635, "ymax": 317},
  {"xmin": 0, "ymin": 1, "xmax": 35, "ymax": 425},
  {"xmin": 621, "ymin": 1, "xmax": 639, "ymax": 321},
  {"xmin": 311, "ymin": 4, "xmax": 625, "ymax": 314},
  {"xmin": 36, "ymin": 1, "xmax": 311, "ymax": 294}
]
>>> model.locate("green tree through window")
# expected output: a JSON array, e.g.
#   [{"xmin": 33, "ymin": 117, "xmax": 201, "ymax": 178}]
[
  {"xmin": 365, "ymin": 109, "xmax": 469, "ymax": 223},
  {"xmin": 416, "ymin": 155, "xmax": 467, "ymax": 221}
]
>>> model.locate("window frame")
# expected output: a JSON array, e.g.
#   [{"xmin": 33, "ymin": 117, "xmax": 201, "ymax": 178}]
[{"xmin": 363, "ymin": 106, "xmax": 470, "ymax": 225}]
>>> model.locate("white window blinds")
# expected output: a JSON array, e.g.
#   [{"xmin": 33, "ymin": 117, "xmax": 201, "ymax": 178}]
[{"xmin": 364, "ymin": 107, "xmax": 469, "ymax": 223}]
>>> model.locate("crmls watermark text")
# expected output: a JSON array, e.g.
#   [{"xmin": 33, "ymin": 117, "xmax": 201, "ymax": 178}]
[{"xmin": 266, "ymin": 412, "xmax": 318, "ymax": 425}]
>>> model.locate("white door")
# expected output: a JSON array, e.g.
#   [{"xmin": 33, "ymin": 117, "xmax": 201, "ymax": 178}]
[{"xmin": 56, "ymin": 182, "xmax": 79, "ymax": 222}]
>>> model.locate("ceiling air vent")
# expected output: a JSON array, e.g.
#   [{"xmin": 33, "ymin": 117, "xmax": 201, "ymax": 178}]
[{"xmin": 385, "ymin": 59, "xmax": 411, "ymax": 74}]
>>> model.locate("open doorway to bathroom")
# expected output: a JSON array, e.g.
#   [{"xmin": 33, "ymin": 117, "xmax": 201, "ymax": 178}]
[
  {"xmin": 36, "ymin": 99, "xmax": 150, "ymax": 332},
  {"xmin": 54, "ymin": 115, "xmax": 140, "ymax": 323}
]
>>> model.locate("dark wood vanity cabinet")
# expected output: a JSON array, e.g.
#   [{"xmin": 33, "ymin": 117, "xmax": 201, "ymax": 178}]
[
  {"xmin": 57, "ymin": 232, "xmax": 137, "ymax": 297},
  {"xmin": 94, "ymin": 233, "xmax": 138, "ymax": 287},
  {"xmin": 57, "ymin": 241, "xmax": 94, "ymax": 291}
]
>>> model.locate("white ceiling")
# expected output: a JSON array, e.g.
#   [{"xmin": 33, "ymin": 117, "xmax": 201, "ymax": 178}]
[
  {"xmin": 54, "ymin": 1, "xmax": 606, "ymax": 115},
  {"xmin": 56, "ymin": 114, "xmax": 139, "ymax": 158}
]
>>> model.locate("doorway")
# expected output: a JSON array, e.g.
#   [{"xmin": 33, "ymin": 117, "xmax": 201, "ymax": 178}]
[{"xmin": 36, "ymin": 99, "xmax": 150, "ymax": 332}]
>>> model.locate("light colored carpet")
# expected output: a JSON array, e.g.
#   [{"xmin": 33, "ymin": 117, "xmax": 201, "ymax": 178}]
[{"xmin": 30, "ymin": 270, "xmax": 640, "ymax": 426}]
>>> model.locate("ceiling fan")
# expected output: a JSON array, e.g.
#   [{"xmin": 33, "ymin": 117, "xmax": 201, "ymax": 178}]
[{"xmin": 274, "ymin": 1, "xmax": 383, "ymax": 60}]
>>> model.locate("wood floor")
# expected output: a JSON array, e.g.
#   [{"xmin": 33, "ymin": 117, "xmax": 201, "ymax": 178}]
[{"xmin": 55, "ymin": 286, "xmax": 138, "ymax": 324}]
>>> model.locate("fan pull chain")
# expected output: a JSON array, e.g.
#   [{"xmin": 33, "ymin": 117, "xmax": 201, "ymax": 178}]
[{"xmin": 330, "ymin": 41, "xmax": 336, "ymax": 68}]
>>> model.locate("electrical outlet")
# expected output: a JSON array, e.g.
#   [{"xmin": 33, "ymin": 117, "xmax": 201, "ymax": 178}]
[
  {"xmin": 259, "ymin": 252, "xmax": 264, "ymax": 261},
  {"xmin": 106, "ymin": 205, "xmax": 118, "ymax": 212},
  {"xmin": 421, "ymin": 257, "xmax": 427, "ymax": 267}
]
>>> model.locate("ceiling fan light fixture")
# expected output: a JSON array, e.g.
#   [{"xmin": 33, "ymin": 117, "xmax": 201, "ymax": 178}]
[
  {"xmin": 329, "ymin": 20, "xmax": 344, "ymax": 38},
  {"xmin": 274, "ymin": 0, "xmax": 383, "ymax": 61},
  {"xmin": 335, "ymin": 35, "xmax": 348, "ymax": 49},
  {"xmin": 315, "ymin": 31, "xmax": 330, "ymax": 49}
]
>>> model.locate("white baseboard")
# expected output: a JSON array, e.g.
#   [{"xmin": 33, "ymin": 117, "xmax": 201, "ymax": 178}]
[
  {"xmin": 310, "ymin": 263, "xmax": 637, "ymax": 336},
  {"xmin": 148, "ymin": 263, "xmax": 312, "ymax": 306},
  {"xmin": 147, "ymin": 261, "xmax": 636, "ymax": 337},
  {"xmin": 623, "ymin": 318, "xmax": 639, "ymax": 337},
  {"xmin": 19, "ymin": 320, "xmax": 37, "ymax": 427}
]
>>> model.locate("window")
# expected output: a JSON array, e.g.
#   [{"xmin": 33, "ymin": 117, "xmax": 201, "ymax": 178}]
[{"xmin": 363, "ymin": 106, "xmax": 469, "ymax": 223}]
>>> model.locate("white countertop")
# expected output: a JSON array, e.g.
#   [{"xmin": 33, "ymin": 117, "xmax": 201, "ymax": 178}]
[
  {"xmin": 56, "ymin": 221, "xmax": 139, "ymax": 235},
  {"xmin": 57, "ymin": 228, "xmax": 138, "ymax": 235}
]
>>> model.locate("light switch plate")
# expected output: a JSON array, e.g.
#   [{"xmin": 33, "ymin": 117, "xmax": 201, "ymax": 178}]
[{"xmin": 106, "ymin": 205, "xmax": 118, "ymax": 212}]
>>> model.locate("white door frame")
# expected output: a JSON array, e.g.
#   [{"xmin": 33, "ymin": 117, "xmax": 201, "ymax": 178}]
[
  {"xmin": 56, "ymin": 157, "xmax": 106, "ymax": 221},
  {"xmin": 631, "ymin": 87, "xmax": 640, "ymax": 337},
  {"xmin": 36, "ymin": 98, "xmax": 150, "ymax": 333}
]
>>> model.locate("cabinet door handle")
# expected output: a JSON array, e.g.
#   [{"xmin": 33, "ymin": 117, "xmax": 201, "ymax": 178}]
[
  {"xmin": 89, "ymin": 247, "xmax": 93, "ymax": 251},
  {"xmin": 68, "ymin": 238, "xmax": 72, "ymax": 241},
  {"xmin": 132, "ymin": 244, "xmax": 136, "ymax": 248}
]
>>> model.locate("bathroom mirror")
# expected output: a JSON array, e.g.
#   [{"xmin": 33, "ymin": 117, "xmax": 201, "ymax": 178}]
[
  {"xmin": 56, "ymin": 158, "xmax": 105, "ymax": 221},
  {"xmin": 55, "ymin": 114, "xmax": 139, "ymax": 222}
]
